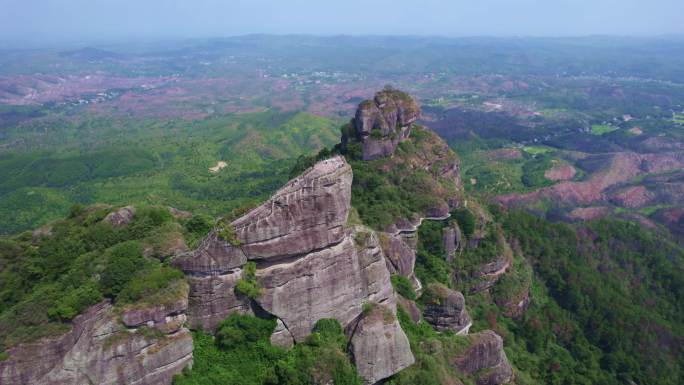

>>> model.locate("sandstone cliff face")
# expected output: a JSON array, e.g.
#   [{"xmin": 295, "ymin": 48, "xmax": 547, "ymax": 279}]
[
  {"xmin": 454, "ymin": 331, "xmax": 514, "ymax": 385},
  {"xmin": 350, "ymin": 304, "xmax": 415, "ymax": 385},
  {"xmin": 0, "ymin": 300, "xmax": 192, "ymax": 385},
  {"xmin": 346, "ymin": 89, "xmax": 420, "ymax": 160},
  {"xmin": 255, "ymin": 228, "xmax": 393, "ymax": 342},
  {"xmin": 443, "ymin": 222, "xmax": 464, "ymax": 262},
  {"xmin": 172, "ymin": 156, "xmax": 414, "ymax": 384},
  {"xmin": 422, "ymin": 284, "xmax": 472, "ymax": 335}
]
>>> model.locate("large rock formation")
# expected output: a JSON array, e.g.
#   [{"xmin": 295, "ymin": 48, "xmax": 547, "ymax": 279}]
[
  {"xmin": 173, "ymin": 156, "xmax": 414, "ymax": 384},
  {"xmin": 343, "ymin": 88, "xmax": 420, "ymax": 160},
  {"xmin": 0, "ymin": 299, "xmax": 192, "ymax": 385},
  {"xmin": 349, "ymin": 303, "xmax": 415, "ymax": 384},
  {"xmin": 453, "ymin": 331, "xmax": 514, "ymax": 385},
  {"xmin": 422, "ymin": 284, "xmax": 472, "ymax": 335},
  {"xmin": 255, "ymin": 228, "xmax": 393, "ymax": 342},
  {"xmin": 380, "ymin": 233, "xmax": 421, "ymax": 291},
  {"xmin": 443, "ymin": 222, "xmax": 464, "ymax": 262}
]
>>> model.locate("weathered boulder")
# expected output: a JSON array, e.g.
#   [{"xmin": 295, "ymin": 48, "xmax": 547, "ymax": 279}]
[
  {"xmin": 0, "ymin": 301, "xmax": 192, "ymax": 385},
  {"xmin": 121, "ymin": 293, "xmax": 188, "ymax": 330},
  {"xmin": 183, "ymin": 268, "xmax": 252, "ymax": 332},
  {"xmin": 380, "ymin": 233, "xmax": 415, "ymax": 276},
  {"xmin": 345, "ymin": 89, "xmax": 420, "ymax": 160},
  {"xmin": 103, "ymin": 205, "xmax": 136, "ymax": 227},
  {"xmin": 422, "ymin": 284, "xmax": 472, "ymax": 335},
  {"xmin": 168, "ymin": 206, "xmax": 192, "ymax": 218},
  {"xmin": 350, "ymin": 303, "xmax": 415, "ymax": 385},
  {"xmin": 468, "ymin": 257, "xmax": 510, "ymax": 294},
  {"xmin": 453, "ymin": 330, "xmax": 514, "ymax": 385},
  {"xmin": 380, "ymin": 233, "xmax": 421, "ymax": 291},
  {"xmin": 255, "ymin": 228, "xmax": 394, "ymax": 342}
]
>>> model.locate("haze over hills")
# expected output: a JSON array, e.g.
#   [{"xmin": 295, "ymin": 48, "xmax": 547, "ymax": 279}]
[{"xmin": 0, "ymin": 34, "xmax": 683, "ymax": 385}]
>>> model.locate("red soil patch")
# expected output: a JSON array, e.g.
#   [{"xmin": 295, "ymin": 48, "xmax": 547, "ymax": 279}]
[
  {"xmin": 496, "ymin": 152, "xmax": 684, "ymax": 208},
  {"xmin": 480, "ymin": 148, "xmax": 523, "ymax": 161},
  {"xmin": 544, "ymin": 162, "xmax": 576, "ymax": 181},
  {"xmin": 608, "ymin": 186, "xmax": 654, "ymax": 209},
  {"xmin": 567, "ymin": 206, "xmax": 612, "ymax": 221}
]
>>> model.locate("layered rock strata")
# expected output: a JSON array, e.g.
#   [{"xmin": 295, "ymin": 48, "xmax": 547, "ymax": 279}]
[
  {"xmin": 173, "ymin": 156, "xmax": 414, "ymax": 384},
  {"xmin": 454, "ymin": 330, "xmax": 514, "ymax": 385},
  {"xmin": 349, "ymin": 304, "xmax": 415, "ymax": 384},
  {"xmin": 344, "ymin": 89, "xmax": 420, "ymax": 160},
  {"xmin": 422, "ymin": 284, "xmax": 472, "ymax": 335},
  {"xmin": 0, "ymin": 300, "xmax": 192, "ymax": 385}
]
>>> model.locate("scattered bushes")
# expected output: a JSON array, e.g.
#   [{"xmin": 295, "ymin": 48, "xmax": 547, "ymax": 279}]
[
  {"xmin": 235, "ymin": 262, "xmax": 261, "ymax": 300},
  {"xmin": 391, "ymin": 275, "xmax": 416, "ymax": 300},
  {"xmin": 216, "ymin": 314, "xmax": 276, "ymax": 349},
  {"xmin": 0, "ymin": 204, "xmax": 187, "ymax": 348},
  {"xmin": 175, "ymin": 315, "xmax": 362, "ymax": 385},
  {"xmin": 451, "ymin": 208, "xmax": 475, "ymax": 238}
]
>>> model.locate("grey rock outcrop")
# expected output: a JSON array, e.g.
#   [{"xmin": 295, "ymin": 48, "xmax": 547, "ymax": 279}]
[
  {"xmin": 0, "ymin": 301, "xmax": 192, "ymax": 385},
  {"xmin": 234, "ymin": 156, "xmax": 352, "ymax": 260},
  {"xmin": 380, "ymin": 233, "xmax": 421, "ymax": 291},
  {"xmin": 454, "ymin": 330, "xmax": 514, "ymax": 385},
  {"xmin": 173, "ymin": 231, "xmax": 247, "ymax": 275},
  {"xmin": 423, "ymin": 284, "xmax": 472, "ymax": 335},
  {"xmin": 350, "ymin": 303, "xmax": 415, "ymax": 385},
  {"xmin": 103, "ymin": 205, "xmax": 136, "ymax": 227},
  {"xmin": 270, "ymin": 319, "xmax": 295, "ymax": 349},
  {"xmin": 171, "ymin": 156, "xmax": 414, "ymax": 384},
  {"xmin": 255, "ymin": 228, "xmax": 394, "ymax": 342},
  {"xmin": 443, "ymin": 222, "xmax": 464, "ymax": 262},
  {"xmin": 344, "ymin": 89, "xmax": 420, "ymax": 160},
  {"xmin": 183, "ymin": 268, "xmax": 252, "ymax": 332}
]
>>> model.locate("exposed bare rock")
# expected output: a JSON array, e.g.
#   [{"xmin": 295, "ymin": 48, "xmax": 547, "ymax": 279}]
[
  {"xmin": 0, "ymin": 302, "xmax": 192, "ymax": 385},
  {"xmin": 121, "ymin": 295, "xmax": 188, "ymax": 330},
  {"xmin": 168, "ymin": 206, "xmax": 192, "ymax": 218},
  {"xmin": 31, "ymin": 224, "xmax": 53, "ymax": 243},
  {"xmin": 144, "ymin": 229, "xmax": 189, "ymax": 260},
  {"xmin": 184, "ymin": 269, "xmax": 252, "ymax": 332},
  {"xmin": 453, "ymin": 330, "xmax": 514, "ymax": 385},
  {"xmin": 255, "ymin": 227, "xmax": 394, "ymax": 342},
  {"xmin": 234, "ymin": 155, "xmax": 352, "ymax": 260},
  {"xmin": 468, "ymin": 256, "xmax": 510, "ymax": 294},
  {"xmin": 380, "ymin": 233, "xmax": 421, "ymax": 290},
  {"xmin": 345, "ymin": 89, "xmax": 420, "ymax": 160},
  {"xmin": 172, "ymin": 231, "xmax": 247, "ymax": 274},
  {"xmin": 422, "ymin": 284, "xmax": 471, "ymax": 335},
  {"xmin": 443, "ymin": 223, "xmax": 464, "ymax": 262},
  {"xmin": 349, "ymin": 303, "xmax": 415, "ymax": 385},
  {"xmin": 103, "ymin": 206, "xmax": 136, "ymax": 227},
  {"xmin": 270, "ymin": 319, "xmax": 295, "ymax": 350}
]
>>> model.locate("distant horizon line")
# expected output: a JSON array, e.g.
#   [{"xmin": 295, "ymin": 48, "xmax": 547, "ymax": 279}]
[{"xmin": 2, "ymin": 32, "xmax": 683, "ymax": 50}]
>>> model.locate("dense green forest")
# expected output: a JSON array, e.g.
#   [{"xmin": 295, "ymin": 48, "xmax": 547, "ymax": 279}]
[{"xmin": 0, "ymin": 110, "xmax": 339, "ymax": 234}]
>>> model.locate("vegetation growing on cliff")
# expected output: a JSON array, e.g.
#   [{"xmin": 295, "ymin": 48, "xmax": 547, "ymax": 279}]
[
  {"xmin": 174, "ymin": 315, "xmax": 362, "ymax": 385},
  {"xmin": 0, "ymin": 204, "xmax": 186, "ymax": 350}
]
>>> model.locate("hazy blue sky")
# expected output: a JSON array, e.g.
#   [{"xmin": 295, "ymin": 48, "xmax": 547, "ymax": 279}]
[{"xmin": 1, "ymin": 0, "xmax": 683, "ymax": 43}]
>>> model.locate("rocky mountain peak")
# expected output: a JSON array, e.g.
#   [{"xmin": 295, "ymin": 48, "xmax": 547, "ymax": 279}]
[{"xmin": 345, "ymin": 88, "xmax": 421, "ymax": 160}]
